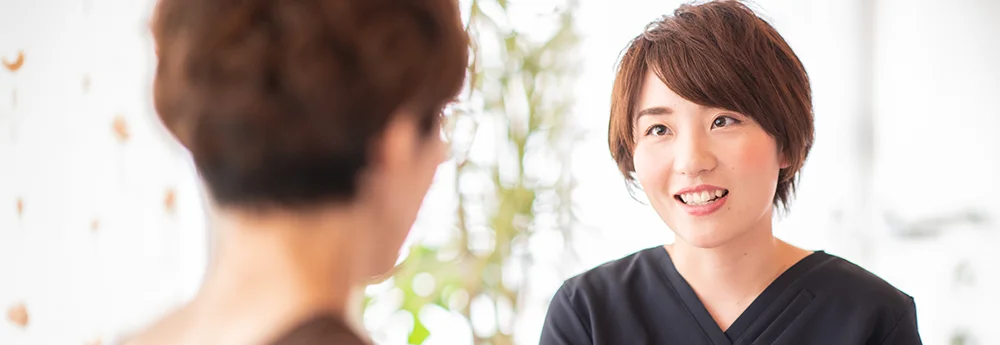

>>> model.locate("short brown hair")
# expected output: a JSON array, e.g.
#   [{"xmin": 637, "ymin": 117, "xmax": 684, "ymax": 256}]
[
  {"xmin": 151, "ymin": 0, "xmax": 468, "ymax": 208},
  {"xmin": 608, "ymin": 0, "xmax": 813, "ymax": 210}
]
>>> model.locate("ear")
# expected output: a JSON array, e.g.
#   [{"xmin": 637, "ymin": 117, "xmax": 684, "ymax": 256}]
[
  {"xmin": 778, "ymin": 147, "xmax": 792, "ymax": 169},
  {"xmin": 372, "ymin": 114, "xmax": 420, "ymax": 176}
]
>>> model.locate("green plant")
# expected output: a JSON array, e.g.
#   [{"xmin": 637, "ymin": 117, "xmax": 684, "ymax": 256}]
[{"xmin": 363, "ymin": 1, "xmax": 581, "ymax": 344}]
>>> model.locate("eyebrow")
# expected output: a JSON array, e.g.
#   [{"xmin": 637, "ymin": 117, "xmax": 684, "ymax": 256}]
[{"xmin": 634, "ymin": 106, "xmax": 673, "ymax": 122}]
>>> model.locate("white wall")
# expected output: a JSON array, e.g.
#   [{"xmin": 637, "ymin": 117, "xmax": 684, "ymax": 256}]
[
  {"xmin": 0, "ymin": 0, "xmax": 207, "ymax": 343},
  {"xmin": 868, "ymin": 0, "xmax": 1000, "ymax": 343}
]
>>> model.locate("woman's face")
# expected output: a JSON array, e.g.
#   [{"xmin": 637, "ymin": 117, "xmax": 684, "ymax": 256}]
[{"xmin": 632, "ymin": 70, "xmax": 785, "ymax": 248}]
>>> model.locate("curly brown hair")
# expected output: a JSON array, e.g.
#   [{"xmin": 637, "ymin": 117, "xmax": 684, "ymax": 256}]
[
  {"xmin": 151, "ymin": 0, "xmax": 468, "ymax": 208},
  {"xmin": 608, "ymin": 0, "xmax": 813, "ymax": 211}
]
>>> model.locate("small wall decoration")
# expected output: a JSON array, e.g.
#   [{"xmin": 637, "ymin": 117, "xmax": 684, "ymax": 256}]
[
  {"xmin": 6, "ymin": 302, "xmax": 29, "ymax": 328},
  {"xmin": 2, "ymin": 51, "xmax": 24, "ymax": 72},
  {"xmin": 113, "ymin": 115, "xmax": 130, "ymax": 143},
  {"xmin": 164, "ymin": 188, "xmax": 176, "ymax": 214}
]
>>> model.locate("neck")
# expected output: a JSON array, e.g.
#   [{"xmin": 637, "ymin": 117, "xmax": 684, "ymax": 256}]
[
  {"xmin": 668, "ymin": 213, "xmax": 802, "ymax": 298},
  {"xmin": 189, "ymin": 206, "xmax": 370, "ymax": 342},
  {"xmin": 665, "ymin": 213, "xmax": 809, "ymax": 330},
  {"xmin": 668, "ymin": 223, "xmax": 783, "ymax": 290}
]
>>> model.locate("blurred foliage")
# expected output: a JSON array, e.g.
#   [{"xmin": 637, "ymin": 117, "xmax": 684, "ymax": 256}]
[
  {"xmin": 884, "ymin": 210, "xmax": 992, "ymax": 239},
  {"xmin": 363, "ymin": 0, "xmax": 581, "ymax": 344},
  {"xmin": 950, "ymin": 330, "xmax": 974, "ymax": 345}
]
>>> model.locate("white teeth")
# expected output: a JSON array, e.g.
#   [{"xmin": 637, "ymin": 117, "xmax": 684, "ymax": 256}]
[{"xmin": 678, "ymin": 190, "xmax": 727, "ymax": 206}]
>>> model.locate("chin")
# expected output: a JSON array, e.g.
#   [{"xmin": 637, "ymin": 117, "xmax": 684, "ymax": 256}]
[
  {"xmin": 357, "ymin": 230, "xmax": 410, "ymax": 283},
  {"xmin": 670, "ymin": 221, "xmax": 744, "ymax": 249},
  {"xmin": 675, "ymin": 232, "xmax": 733, "ymax": 249},
  {"xmin": 362, "ymin": 257, "xmax": 401, "ymax": 283}
]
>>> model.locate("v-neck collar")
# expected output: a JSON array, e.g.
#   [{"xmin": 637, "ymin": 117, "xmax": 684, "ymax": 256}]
[{"xmin": 652, "ymin": 247, "xmax": 830, "ymax": 345}]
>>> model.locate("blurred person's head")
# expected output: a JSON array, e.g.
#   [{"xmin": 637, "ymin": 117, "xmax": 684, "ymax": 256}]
[
  {"xmin": 608, "ymin": 0, "xmax": 813, "ymax": 249},
  {"xmin": 151, "ymin": 0, "xmax": 467, "ymax": 279}
]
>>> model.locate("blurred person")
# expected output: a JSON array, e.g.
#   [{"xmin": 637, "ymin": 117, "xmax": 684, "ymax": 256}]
[
  {"xmin": 127, "ymin": 0, "xmax": 467, "ymax": 344},
  {"xmin": 540, "ymin": 1, "xmax": 921, "ymax": 344}
]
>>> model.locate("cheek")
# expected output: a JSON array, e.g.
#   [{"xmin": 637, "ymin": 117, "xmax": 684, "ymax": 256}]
[
  {"xmin": 726, "ymin": 133, "xmax": 782, "ymax": 198},
  {"xmin": 632, "ymin": 144, "xmax": 672, "ymax": 190},
  {"xmin": 735, "ymin": 135, "xmax": 780, "ymax": 174}
]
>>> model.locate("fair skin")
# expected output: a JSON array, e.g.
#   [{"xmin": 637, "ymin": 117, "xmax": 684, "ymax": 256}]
[
  {"xmin": 129, "ymin": 112, "xmax": 447, "ymax": 345},
  {"xmin": 632, "ymin": 70, "xmax": 812, "ymax": 332}
]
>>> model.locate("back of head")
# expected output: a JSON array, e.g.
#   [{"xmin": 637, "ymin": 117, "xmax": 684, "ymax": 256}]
[
  {"xmin": 608, "ymin": 0, "xmax": 813, "ymax": 210},
  {"xmin": 151, "ymin": 0, "xmax": 468, "ymax": 209}
]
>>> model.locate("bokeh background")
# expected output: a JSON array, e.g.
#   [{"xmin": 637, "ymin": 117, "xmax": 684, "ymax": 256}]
[{"xmin": 1, "ymin": 0, "xmax": 998, "ymax": 344}]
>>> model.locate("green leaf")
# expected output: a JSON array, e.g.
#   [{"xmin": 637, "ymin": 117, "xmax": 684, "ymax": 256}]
[{"xmin": 409, "ymin": 316, "xmax": 431, "ymax": 344}]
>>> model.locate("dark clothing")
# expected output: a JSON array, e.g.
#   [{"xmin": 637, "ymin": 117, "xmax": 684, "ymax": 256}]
[
  {"xmin": 271, "ymin": 314, "xmax": 366, "ymax": 345},
  {"xmin": 540, "ymin": 246, "xmax": 922, "ymax": 345}
]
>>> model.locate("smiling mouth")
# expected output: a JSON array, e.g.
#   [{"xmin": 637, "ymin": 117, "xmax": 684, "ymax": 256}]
[{"xmin": 675, "ymin": 189, "xmax": 729, "ymax": 206}]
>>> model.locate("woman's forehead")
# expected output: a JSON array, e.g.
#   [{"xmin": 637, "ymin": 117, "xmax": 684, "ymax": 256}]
[{"xmin": 635, "ymin": 75, "xmax": 722, "ymax": 121}]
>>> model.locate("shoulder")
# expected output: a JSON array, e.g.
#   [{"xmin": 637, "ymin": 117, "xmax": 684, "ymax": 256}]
[
  {"xmin": 542, "ymin": 246, "xmax": 667, "ymax": 344},
  {"xmin": 803, "ymin": 252, "xmax": 921, "ymax": 343},
  {"xmin": 270, "ymin": 314, "xmax": 366, "ymax": 345},
  {"xmin": 806, "ymin": 252, "xmax": 916, "ymax": 318},
  {"xmin": 555, "ymin": 246, "xmax": 666, "ymax": 305},
  {"xmin": 561, "ymin": 246, "xmax": 665, "ymax": 292}
]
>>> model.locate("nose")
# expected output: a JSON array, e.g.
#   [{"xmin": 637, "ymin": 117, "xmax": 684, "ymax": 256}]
[{"xmin": 672, "ymin": 132, "xmax": 717, "ymax": 177}]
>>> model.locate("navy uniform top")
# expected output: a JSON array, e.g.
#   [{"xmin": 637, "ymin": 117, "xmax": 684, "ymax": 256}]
[{"xmin": 540, "ymin": 246, "xmax": 921, "ymax": 345}]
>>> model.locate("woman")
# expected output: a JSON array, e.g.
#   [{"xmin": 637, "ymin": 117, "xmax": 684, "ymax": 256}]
[
  {"xmin": 127, "ymin": 0, "xmax": 467, "ymax": 344},
  {"xmin": 540, "ymin": 1, "xmax": 921, "ymax": 344}
]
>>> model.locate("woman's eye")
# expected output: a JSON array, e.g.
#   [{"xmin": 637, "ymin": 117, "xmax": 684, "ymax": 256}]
[
  {"xmin": 712, "ymin": 115, "xmax": 741, "ymax": 129},
  {"xmin": 645, "ymin": 124, "xmax": 669, "ymax": 136}
]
